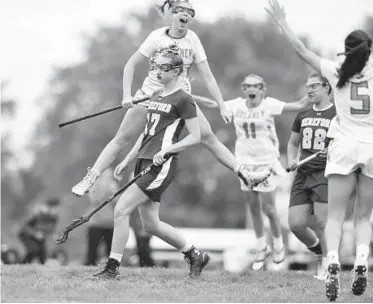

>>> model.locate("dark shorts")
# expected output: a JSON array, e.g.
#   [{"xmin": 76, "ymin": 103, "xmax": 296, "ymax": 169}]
[
  {"xmin": 289, "ymin": 170, "xmax": 328, "ymax": 207},
  {"xmin": 134, "ymin": 157, "xmax": 178, "ymax": 202}
]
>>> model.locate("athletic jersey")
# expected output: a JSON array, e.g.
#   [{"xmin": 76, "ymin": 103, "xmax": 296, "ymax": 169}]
[
  {"xmin": 320, "ymin": 58, "xmax": 373, "ymax": 143},
  {"xmin": 292, "ymin": 104, "xmax": 336, "ymax": 173},
  {"xmin": 137, "ymin": 89, "xmax": 197, "ymax": 160},
  {"xmin": 226, "ymin": 97, "xmax": 285, "ymax": 164},
  {"xmin": 138, "ymin": 27, "xmax": 207, "ymax": 95}
]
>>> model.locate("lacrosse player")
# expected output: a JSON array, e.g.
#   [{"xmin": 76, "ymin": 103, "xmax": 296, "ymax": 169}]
[
  {"xmin": 287, "ymin": 73, "xmax": 335, "ymax": 280},
  {"xmin": 91, "ymin": 50, "xmax": 211, "ymax": 280},
  {"xmin": 72, "ymin": 0, "xmax": 268, "ymax": 198},
  {"xmin": 195, "ymin": 74, "xmax": 312, "ymax": 270},
  {"xmin": 267, "ymin": 0, "xmax": 373, "ymax": 299}
]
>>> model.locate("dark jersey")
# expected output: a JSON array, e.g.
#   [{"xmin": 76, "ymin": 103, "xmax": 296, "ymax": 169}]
[
  {"xmin": 292, "ymin": 104, "xmax": 336, "ymax": 173},
  {"xmin": 137, "ymin": 89, "xmax": 197, "ymax": 160}
]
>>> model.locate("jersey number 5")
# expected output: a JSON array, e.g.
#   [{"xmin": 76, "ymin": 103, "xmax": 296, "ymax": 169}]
[
  {"xmin": 302, "ymin": 127, "xmax": 327, "ymax": 150},
  {"xmin": 144, "ymin": 113, "xmax": 160, "ymax": 136},
  {"xmin": 350, "ymin": 81, "xmax": 370, "ymax": 115}
]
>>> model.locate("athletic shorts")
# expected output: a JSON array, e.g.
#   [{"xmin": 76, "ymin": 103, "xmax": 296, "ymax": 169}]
[
  {"xmin": 325, "ymin": 137, "xmax": 373, "ymax": 179},
  {"xmin": 134, "ymin": 157, "xmax": 178, "ymax": 202},
  {"xmin": 289, "ymin": 170, "xmax": 328, "ymax": 207},
  {"xmin": 238, "ymin": 159, "xmax": 286, "ymax": 192}
]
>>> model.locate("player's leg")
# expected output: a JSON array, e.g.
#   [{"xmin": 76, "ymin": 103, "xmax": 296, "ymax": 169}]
[
  {"xmin": 351, "ymin": 171, "xmax": 373, "ymax": 296},
  {"xmin": 324, "ymin": 139, "xmax": 359, "ymax": 301},
  {"xmin": 92, "ymin": 183, "xmax": 150, "ymax": 279},
  {"xmin": 196, "ymin": 106, "xmax": 269, "ymax": 187},
  {"xmin": 138, "ymin": 201, "xmax": 210, "ymax": 276},
  {"xmin": 72, "ymin": 104, "xmax": 147, "ymax": 197},
  {"xmin": 85, "ymin": 226, "xmax": 100, "ymax": 266},
  {"xmin": 244, "ymin": 189, "xmax": 270, "ymax": 270},
  {"xmin": 261, "ymin": 191, "xmax": 285, "ymax": 267}
]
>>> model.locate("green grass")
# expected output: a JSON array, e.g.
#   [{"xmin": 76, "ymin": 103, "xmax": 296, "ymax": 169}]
[{"xmin": 1, "ymin": 264, "xmax": 372, "ymax": 302}]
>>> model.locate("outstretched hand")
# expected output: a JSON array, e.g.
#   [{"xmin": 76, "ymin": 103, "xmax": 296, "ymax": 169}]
[
  {"xmin": 220, "ymin": 106, "xmax": 233, "ymax": 124},
  {"xmin": 265, "ymin": 0, "xmax": 286, "ymax": 25}
]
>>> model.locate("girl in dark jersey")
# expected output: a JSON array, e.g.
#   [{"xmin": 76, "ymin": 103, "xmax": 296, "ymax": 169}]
[
  {"xmin": 287, "ymin": 74, "xmax": 335, "ymax": 280},
  {"xmin": 92, "ymin": 50, "xmax": 209, "ymax": 280}
]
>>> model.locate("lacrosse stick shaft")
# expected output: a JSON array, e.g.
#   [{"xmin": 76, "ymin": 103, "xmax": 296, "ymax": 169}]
[
  {"xmin": 286, "ymin": 148, "xmax": 328, "ymax": 172},
  {"xmin": 58, "ymin": 95, "xmax": 151, "ymax": 128},
  {"xmin": 56, "ymin": 154, "xmax": 171, "ymax": 244}
]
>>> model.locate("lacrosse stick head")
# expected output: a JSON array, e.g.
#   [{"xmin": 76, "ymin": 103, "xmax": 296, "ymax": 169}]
[{"xmin": 56, "ymin": 217, "xmax": 89, "ymax": 244}]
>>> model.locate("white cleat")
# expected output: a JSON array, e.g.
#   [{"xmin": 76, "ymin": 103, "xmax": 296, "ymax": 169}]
[
  {"xmin": 237, "ymin": 165, "xmax": 272, "ymax": 190},
  {"xmin": 72, "ymin": 167, "xmax": 100, "ymax": 197},
  {"xmin": 351, "ymin": 260, "xmax": 368, "ymax": 296},
  {"xmin": 272, "ymin": 246, "xmax": 285, "ymax": 271},
  {"xmin": 252, "ymin": 245, "xmax": 272, "ymax": 271}
]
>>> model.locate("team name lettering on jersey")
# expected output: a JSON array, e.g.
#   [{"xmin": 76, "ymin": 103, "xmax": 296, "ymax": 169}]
[
  {"xmin": 235, "ymin": 109, "xmax": 264, "ymax": 119},
  {"xmin": 178, "ymin": 48, "xmax": 193, "ymax": 60},
  {"xmin": 148, "ymin": 101, "xmax": 172, "ymax": 113},
  {"xmin": 301, "ymin": 118, "xmax": 332, "ymax": 128}
]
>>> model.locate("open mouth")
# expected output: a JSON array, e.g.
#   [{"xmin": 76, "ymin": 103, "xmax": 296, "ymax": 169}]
[
  {"xmin": 180, "ymin": 17, "xmax": 188, "ymax": 24},
  {"xmin": 308, "ymin": 93, "xmax": 315, "ymax": 98},
  {"xmin": 157, "ymin": 75, "xmax": 162, "ymax": 80},
  {"xmin": 248, "ymin": 93, "xmax": 256, "ymax": 99}
]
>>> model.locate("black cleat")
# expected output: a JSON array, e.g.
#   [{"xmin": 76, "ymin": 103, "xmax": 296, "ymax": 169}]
[
  {"xmin": 325, "ymin": 263, "xmax": 340, "ymax": 302},
  {"xmin": 351, "ymin": 264, "xmax": 368, "ymax": 296},
  {"xmin": 92, "ymin": 258, "xmax": 120, "ymax": 280},
  {"xmin": 184, "ymin": 246, "xmax": 210, "ymax": 277}
]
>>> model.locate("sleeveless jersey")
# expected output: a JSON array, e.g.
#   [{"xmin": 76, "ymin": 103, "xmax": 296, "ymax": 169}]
[
  {"xmin": 137, "ymin": 89, "xmax": 197, "ymax": 160},
  {"xmin": 292, "ymin": 104, "xmax": 336, "ymax": 173}
]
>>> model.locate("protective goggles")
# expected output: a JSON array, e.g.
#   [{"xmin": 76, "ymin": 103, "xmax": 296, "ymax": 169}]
[
  {"xmin": 242, "ymin": 83, "xmax": 264, "ymax": 90},
  {"xmin": 305, "ymin": 82, "xmax": 325, "ymax": 91},
  {"xmin": 172, "ymin": 5, "xmax": 195, "ymax": 17},
  {"xmin": 155, "ymin": 63, "xmax": 183, "ymax": 72}
]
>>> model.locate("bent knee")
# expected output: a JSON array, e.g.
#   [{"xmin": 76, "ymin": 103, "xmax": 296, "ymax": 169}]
[
  {"xmin": 114, "ymin": 206, "xmax": 129, "ymax": 220},
  {"xmin": 288, "ymin": 216, "xmax": 308, "ymax": 232},
  {"xmin": 142, "ymin": 221, "xmax": 160, "ymax": 235}
]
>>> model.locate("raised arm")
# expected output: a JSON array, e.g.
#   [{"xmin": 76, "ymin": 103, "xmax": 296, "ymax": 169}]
[
  {"xmin": 122, "ymin": 51, "xmax": 148, "ymax": 103},
  {"xmin": 282, "ymin": 96, "xmax": 311, "ymax": 112},
  {"xmin": 195, "ymin": 60, "xmax": 232, "ymax": 123},
  {"xmin": 266, "ymin": 0, "xmax": 322, "ymax": 74}
]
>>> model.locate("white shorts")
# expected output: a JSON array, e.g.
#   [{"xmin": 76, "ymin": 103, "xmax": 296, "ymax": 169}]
[
  {"xmin": 239, "ymin": 160, "xmax": 286, "ymax": 192},
  {"xmin": 325, "ymin": 138, "xmax": 373, "ymax": 179}
]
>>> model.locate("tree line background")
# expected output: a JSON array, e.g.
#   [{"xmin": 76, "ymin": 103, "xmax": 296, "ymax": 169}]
[{"xmin": 2, "ymin": 7, "xmax": 373, "ymax": 261}]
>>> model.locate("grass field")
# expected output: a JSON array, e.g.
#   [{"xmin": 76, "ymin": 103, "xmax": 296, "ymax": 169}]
[{"xmin": 1, "ymin": 264, "xmax": 372, "ymax": 302}]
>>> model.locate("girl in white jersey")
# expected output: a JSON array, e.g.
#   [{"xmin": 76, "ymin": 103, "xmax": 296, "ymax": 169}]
[
  {"xmin": 72, "ymin": 0, "xmax": 267, "ymax": 197},
  {"xmin": 267, "ymin": 0, "xmax": 373, "ymax": 300},
  {"xmin": 196, "ymin": 74, "xmax": 311, "ymax": 271}
]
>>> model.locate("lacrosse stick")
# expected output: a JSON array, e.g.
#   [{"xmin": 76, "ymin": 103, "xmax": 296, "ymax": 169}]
[
  {"xmin": 58, "ymin": 89, "xmax": 163, "ymax": 128},
  {"xmin": 286, "ymin": 148, "xmax": 328, "ymax": 172},
  {"xmin": 192, "ymin": 94, "xmax": 217, "ymax": 108},
  {"xmin": 56, "ymin": 153, "xmax": 171, "ymax": 244}
]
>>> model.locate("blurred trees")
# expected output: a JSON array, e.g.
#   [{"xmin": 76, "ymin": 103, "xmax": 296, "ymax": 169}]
[{"xmin": 3, "ymin": 8, "xmax": 373, "ymax": 259}]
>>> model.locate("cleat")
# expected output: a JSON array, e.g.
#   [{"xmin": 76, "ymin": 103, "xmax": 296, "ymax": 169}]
[
  {"xmin": 92, "ymin": 258, "xmax": 120, "ymax": 280},
  {"xmin": 237, "ymin": 165, "xmax": 271, "ymax": 190},
  {"xmin": 184, "ymin": 246, "xmax": 210, "ymax": 277},
  {"xmin": 325, "ymin": 263, "xmax": 340, "ymax": 302},
  {"xmin": 72, "ymin": 167, "xmax": 100, "ymax": 197},
  {"xmin": 252, "ymin": 245, "xmax": 272, "ymax": 271},
  {"xmin": 351, "ymin": 264, "xmax": 368, "ymax": 296},
  {"xmin": 273, "ymin": 246, "xmax": 285, "ymax": 264}
]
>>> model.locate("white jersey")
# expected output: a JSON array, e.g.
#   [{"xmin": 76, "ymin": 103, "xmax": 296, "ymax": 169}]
[
  {"xmin": 226, "ymin": 97, "xmax": 285, "ymax": 164},
  {"xmin": 138, "ymin": 27, "xmax": 207, "ymax": 95},
  {"xmin": 321, "ymin": 58, "xmax": 373, "ymax": 143}
]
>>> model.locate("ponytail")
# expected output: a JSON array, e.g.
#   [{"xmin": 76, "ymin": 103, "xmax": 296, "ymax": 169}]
[{"xmin": 336, "ymin": 31, "xmax": 372, "ymax": 88}]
